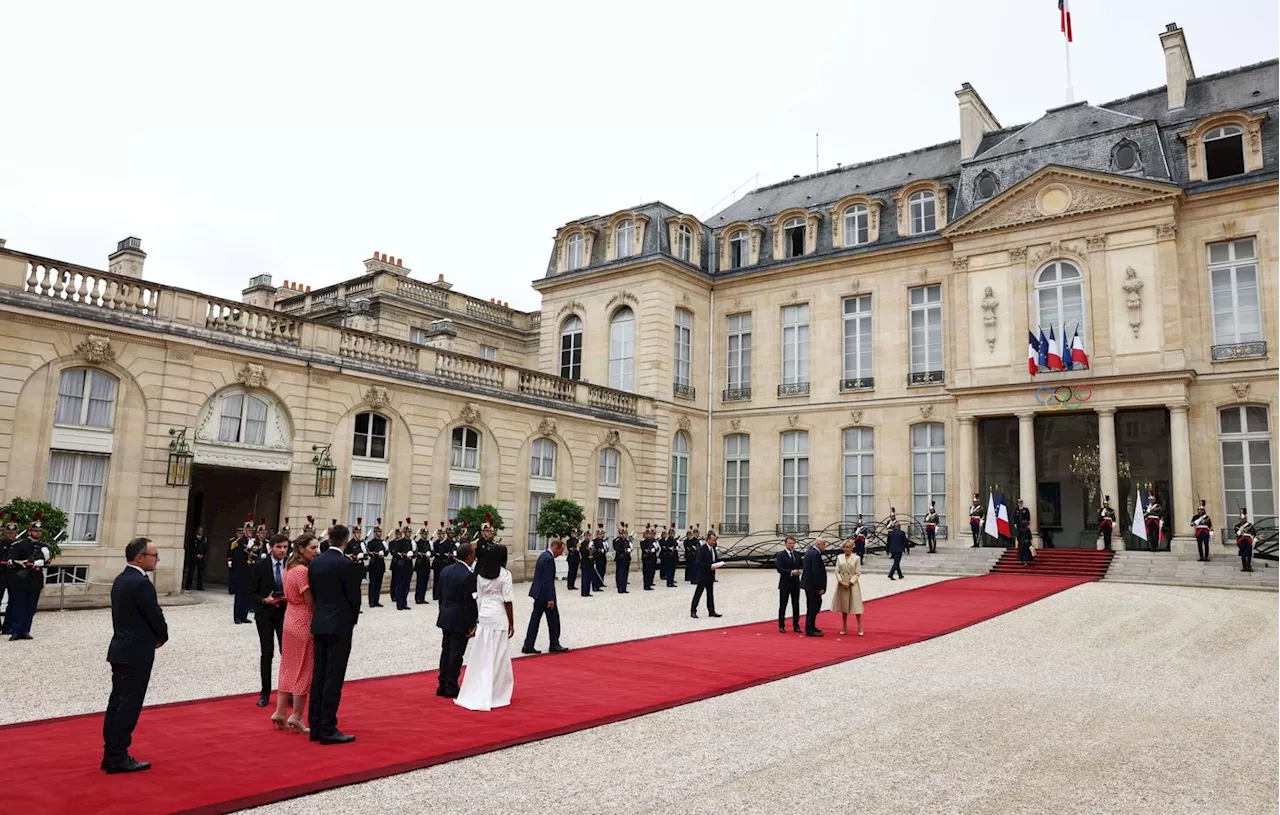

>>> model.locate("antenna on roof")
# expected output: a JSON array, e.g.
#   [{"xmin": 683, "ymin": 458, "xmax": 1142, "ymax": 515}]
[
  {"xmin": 701, "ymin": 173, "xmax": 761, "ymax": 221},
  {"xmin": 816, "ymin": 133, "xmax": 820, "ymax": 173}
]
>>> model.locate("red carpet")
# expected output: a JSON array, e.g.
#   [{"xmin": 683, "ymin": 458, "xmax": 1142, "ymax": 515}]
[{"xmin": 1, "ymin": 574, "xmax": 1088, "ymax": 815}]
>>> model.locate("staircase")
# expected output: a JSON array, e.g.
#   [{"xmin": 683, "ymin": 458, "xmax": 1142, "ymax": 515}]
[{"xmin": 991, "ymin": 548, "xmax": 1114, "ymax": 580}]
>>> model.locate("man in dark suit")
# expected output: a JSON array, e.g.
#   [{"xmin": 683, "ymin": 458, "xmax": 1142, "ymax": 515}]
[
  {"xmin": 307, "ymin": 524, "xmax": 362, "ymax": 745},
  {"xmin": 690, "ymin": 531, "xmax": 723, "ymax": 619},
  {"xmin": 887, "ymin": 522, "xmax": 908, "ymax": 580},
  {"xmin": 800, "ymin": 538, "xmax": 827, "ymax": 637},
  {"xmin": 436, "ymin": 541, "xmax": 478, "ymax": 698},
  {"xmin": 102, "ymin": 537, "xmax": 168, "ymax": 774},
  {"xmin": 522, "ymin": 539, "xmax": 570, "ymax": 655},
  {"xmin": 775, "ymin": 536, "xmax": 802, "ymax": 634},
  {"xmin": 249, "ymin": 534, "xmax": 290, "ymax": 707}
]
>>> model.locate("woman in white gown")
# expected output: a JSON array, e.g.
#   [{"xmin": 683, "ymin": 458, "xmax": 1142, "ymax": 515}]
[{"xmin": 455, "ymin": 543, "xmax": 515, "ymax": 711}]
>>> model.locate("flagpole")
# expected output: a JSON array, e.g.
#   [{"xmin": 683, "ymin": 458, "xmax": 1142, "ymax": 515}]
[{"xmin": 1064, "ymin": 33, "xmax": 1074, "ymax": 104}]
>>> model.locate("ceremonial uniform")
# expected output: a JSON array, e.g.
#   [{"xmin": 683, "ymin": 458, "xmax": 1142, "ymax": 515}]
[
  {"xmin": 660, "ymin": 527, "xmax": 679, "ymax": 586},
  {"xmin": 924, "ymin": 504, "xmax": 940, "ymax": 554},
  {"xmin": 852, "ymin": 518, "xmax": 869, "ymax": 560},
  {"xmin": 227, "ymin": 521, "xmax": 253, "ymax": 624},
  {"xmin": 8, "ymin": 514, "xmax": 52, "ymax": 640},
  {"xmin": 344, "ymin": 519, "xmax": 369, "ymax": 599},
  {"xmin": 1098, "ymin": 500, "xmax": 1117, "ymax": 550},
  {"xmin": 640, "ymin": 526, "xmax": 659, "ymax": 590},
  {"xmin": 183, "ymin": 529, "xmax": 208, "ymax": 590},
  {"xmin": 1144, "ymin": 498, "xmax": 1164, "ymax": 552},
  {"xmin": 1191, "ymin": 503, "xmax": 1213, "ymax": 562},
  {"xmin": 365, "ymin": 520, "xmax": 388, "ymax": 607},
  {"xmin": 565, "ymin": 530, "xmax": 581, "ymax": 591},
  {"xmin": 579, "ymin": 532, "xmax": 597, "ymax": 597},
  {"xmin": 613, "ymin": 524, "xmax": 633, "ymax": 593},
  {"xmin": 682, "ymin": 531, "xmax": 699, "ymax": 583},
  {"xmin": 431, "ymin": 525, "xmax": 455, "ymax": 601},
  {"xmin": 388, "ymin": 520, "xmax": 415, "ymax": 611},
  {"xmin": 592, "ymin": 528, "xmax": 607, "ymax": 589},
  {"xmin": 0, "ymin": 516, "xmax": 19, "ymax": 635},
  {"xmin": 969, "ymin": 496, "xmax": 984, "ymax": 548},
  {"xmin": 1235, "ymin": 514, "xmax": 1256, "ymax": 572},
  {"xmin": 473, "ymin": 517, "xmax": 498, "ymax": 563},
  {"xmin": 413, "ymin": 525, "xmax": 433, "ymax": 604}
]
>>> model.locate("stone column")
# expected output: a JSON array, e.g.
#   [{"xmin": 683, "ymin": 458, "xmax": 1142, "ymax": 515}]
[
  {"xmin": 1097, "ymin": 408, "xmax": 1119, "ymax": 550},
  {"xmin": 1017, "ymin": 413, "xmax": 1039, "ymax": 546},
  {"xmin": 958, "ymin": 417, "xmax": 976, "ymax": 532},
  {"xmin": 1169, "ymin": 405, "xmax": 1195, "ymax": 555}
]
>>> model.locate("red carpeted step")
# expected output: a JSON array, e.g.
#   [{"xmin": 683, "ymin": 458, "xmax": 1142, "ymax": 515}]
[
  {"xmin": 990, "ymin": 549, "xmax": 1114, "ymax": 579},
  {"xmin": 0, "ymin": 574, "xmax": 1090, "ymax": 815}
]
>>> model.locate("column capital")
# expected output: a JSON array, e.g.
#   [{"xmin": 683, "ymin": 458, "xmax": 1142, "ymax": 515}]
[
  {"xmin": 1096, "ymin": 406, "xmax": 1117, "ymax": 417},
  {"xmin": 1169, "ymin": 404, "xmax": 1190, "ymax": 415},
  {"xmin": 958, "ymin": 415, "xmax": 976, "ymax": 425},
  {"xmin": 1016, "ymin": 411, "xmax": 1036, "ymax": 422}
]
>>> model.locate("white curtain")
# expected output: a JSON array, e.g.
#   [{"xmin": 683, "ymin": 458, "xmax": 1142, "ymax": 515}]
[
  {"xmin": 86, "ymin": 373, "xmax": 116, "ymax": 428},
  {"xmin": 219, "ymin": 395, "xmax": 244, "ymax": 442},
  {"xmin": 55, "ymin": 370, "xmax": 85, "ymax": 425},
  {"xmin": 46, "ymin": 452, "xmax": 76, "ymax": 512},
  {"xmin": 74, "ymin": 455, "xmax": 107, "ymax": 540},
  {"xmin": 244, "ymin": 397, "xmax": 268, "ymax": 446}
]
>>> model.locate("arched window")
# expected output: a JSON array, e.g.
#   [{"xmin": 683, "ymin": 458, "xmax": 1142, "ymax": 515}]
[
  {"xmin": 729, "ymin": 229, "xmax": 749, "ymax": 269},
  {"xmin": 676, "ymin": 223, "xmax": 694, "ymax": 262},
  {"xmin": 781, "ymin": 430, "xmax": 809, "ymax": 529},
  {"xmin": 724, "ymin": 434, "xmax": 749, "ymax": 531},
  {"xmin": 451, "ymin": 427, "xmax": 480, "ymax": 471},
  {"xmin": 54, "ymin": 368, "xmax": 117, "ymax": 429},
  {"xmin": 560, "ymin": 315, "xmax": 583, "ymax": 380},
  {"xmin": 670, "ymin": 432, "xmax": 690, "ymax": 528},
  {"xmin": 911, "ymin": 423, "xmax": 946, "ymax": 530},
  {"xmin": 531, "ymin": 437, "xmax": 556, "ymax": 479},
  {"xmin": 353, "ymin": 412, "xmax": 388, "ymax": 459},
  {"xmin": 598, "ymin": 448, "xmax": 620, "ymax": 487},
  {"xmin": 1204, "ymin": 125, "xmax": 1245, "ymax": 180},
  {"xmin": 1220, "ymin": 406, "xmax": 1274, "ymax": 520},
  {"xmin": 566, "ymin": 233, "xmax": 586, "ymax": 270},
  {"xmin": 843, "ymin": 427, "xmax": 874, "ymax": 522},
  {"xmin": 615, "ymin": 219, "xmax": 635, "ymax": 258},
  {"xmin": 609, "ymin": 307, "xmax": 636, "ymax": 391},
  {"xmin": 218, "ymin": 392, "xmax": 269, "ymax": 445},
  {"xmin": 908, "ymin": 191, "xmax": 937, "ymax": 234},
  {"xmin": 1035, "ymin": 260, "xmax": 1085, "ymax": 342},
  {"xmin": 783, "ymin": 216, "xmax": 806, "ymax": 258},
  {"xmin": 843, "ymin": 205, "xmax": 869, "ymax": 247},
  {"xmin": 673, "ymin": 308, "xmax": 693, "ymax": 393}
]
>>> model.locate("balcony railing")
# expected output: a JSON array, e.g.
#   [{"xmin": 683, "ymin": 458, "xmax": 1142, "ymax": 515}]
[
  {"xmin": 722, "ymin": 386, "xmax": 752, "ymax": 402},
  {"xmin": 719, "ymin": 522, "xmax": 749, "ymax": 535},
  {"xmin": 777, "ymin": 382, "xmax": 810, "ymax": 397},
  {"xmin": 673, "ymin": 383, "xmax": 696, "ymax": 400},
  {"xmin": 908, "ymin": 370, "xmax": 944, "ymax": 386},
  {"xmin": 1212, "ymin": 341, "xmax": 1267, "ymax": 361},
  {"xmin": 776, "ymin": 523, "xmax": 809, "ymax": 536},
  {"xmin": 466, "ymin": 299, "xmax": 516, "ymax": 327},
  {"xmin": 840, "ymin": 376, "xmax": 874, "ymax": 392}
]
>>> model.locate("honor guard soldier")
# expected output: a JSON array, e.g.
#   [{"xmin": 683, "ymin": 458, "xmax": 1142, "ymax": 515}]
[
  {"xmin": 682, "ymin": 526, "xmax": 699, "ymax": 583},
  {"xmin": 1191, "ymin": 501, "xmax": 1213, "ymax": 562},
  {"xmin": 639, "ymin": 524, "xmax": 659, "ymax": 590},
  {"xmin": 579, "ymin": 530, "xmax": 596, "ymax": 597},
  {"xmin": 321, "ymin": 518, "xmax": 338, "ymax": 552},
  {"xmin": 7, "ymin": 513, "xmax": 52, "ymax": 640},
  {"xmin": 591, "ymin": 524, "xmax": 608, "ymax": 590},
  {"xmin": 613, "ymin": 522, "xmax": 633, "ymax": 593},
  {"xmin": 1014, "ymin": 500, "xmax": 1031, "ymax": 529},
  {"xmin": 0, "ymin": 514, "xmax": 18, "ymax": 635},
  {"xmin": 853, "ymin": 515, "xmax": 869, "ymax": 560},
  {"xmin": 184, "ymin": 525, "xmax": 209, "ymax": 591},
  {"xmin": 969, "ymin": 494, "xmax": 984, "ymax": 548},
  {"xmin": 660, "ymin": 524, "xmax": 679, "ymax": 587},
  {"xmin": 249, "ymin": 521, "xmax": 270, "ymax": 568},
  {"xmin": 227, "ymin": 517, "xmax": 253, "ymax": 624},
  {"xmin": 1098, "ymin": 497, "xmax": 1117, "ymax": 550},
  {"xmin": 388, "ymin": 518, "xmax": 415, "ymax": 610},
  {"xmin": 1144, "ymin": 494, "xmax": 1164, "ymax": 551},
  {"xmin": 431, "ymin": 522, "xmax": 455, "ymax": 601},
  {"xmin": 565, "ymin": 526, "xmax": 581, "ymax": 591},
  {"xmin": 924, "ymin": 502, "xmax": 940, "ymax": 554},
  {"xmin": 365, "ymin": 518, "xmax": 388, "ymax": 607},
  {"xmin": 345, "ymin": 518, "xmax": 369, "ymax": 590},
  {"xmin": 474, "ymin": 515, "xmax": 498, "ymax": 562},
  {"xmin": 1235, "ymin": 509, "xmax": 1256, "ymax": 572},
  {"xmin": 413, "ymin": 521, "xmax": 433, "ymax": 604}
]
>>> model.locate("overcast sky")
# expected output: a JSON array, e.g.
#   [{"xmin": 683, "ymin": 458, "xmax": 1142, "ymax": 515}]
[{"xmin": 2, "ymin": 1, "xmax": 1276, "ymax": 312}]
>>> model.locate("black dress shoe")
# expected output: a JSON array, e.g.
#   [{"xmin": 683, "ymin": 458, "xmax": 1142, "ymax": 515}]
[
  {"xmin": 435, "ymin": 686, "xmax": 446, "ymax": 697},
  {"xmin": 320, "ymin": 732, "xmax": 356, "ymax": 745},
  {"xmin": 690, "ymin": 612, "xmax": 699, "ymax": 619},
  {"xmin": 104, "ymin": 757, "xmax": 151, "ymax": 774},
  {"xmin": 779, "ymin": 627, "xmax": 786, "ymax": 634},
  {"xmin": 709, "ymin": 612, "xmax": 723, "ymax": 618},
  {"xmin": 441, "ymin": 690, "xmax": 459, "ymax": 699},
  {"xmin": 806, "ymin": 631, "xmax": 824, "ymax": 637},
  {"xmin": 310, "ymin": 732, "xmax": 321, "ymax": 742},
  {"xmin": 521, "ymin": 647, "xmax": 542, "ymax": 655},
  {"xmin": 256, "ymin": 695, "xmax": 270, "ymax": 708},
  {"xmin": 793, "ymin": 627, "xmax": 803, "ymax": 633},
  {"xmin": 549, "ymin": 645, "xmax": 569, "ymax": 653}
]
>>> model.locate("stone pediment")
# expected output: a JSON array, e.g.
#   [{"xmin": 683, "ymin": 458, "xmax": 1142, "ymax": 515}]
[{"xmin": 944, "ymin": 165, "xmax": 1182, "ymax": 237}]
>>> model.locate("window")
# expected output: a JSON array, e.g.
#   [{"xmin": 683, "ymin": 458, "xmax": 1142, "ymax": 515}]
[
  {"xmin": 448, "ymin": 485, "xmax": 478, "ymax": 518},
  {"xmin": 1220, "ymin": 406, "xmax": 1274, "ymax": 520},
  {"xmin": 1204, "ymin": 125, "xmax": 1245, "ymax": 180},
  {"xmin": 410, "ymin": 327, "xmax": 429, "ymax": 345},
  {"xmin": 842, "ymin": 295, "xmax": 873, "ymax": 388},
  {"xmin": 670, "ymin": 432, "xmax": 690, "ymax": 529},
  {"xmin": 55, "ymin": 369, "xmax": 117, "ymax": 429},
  {"xmin": 911, "ymin": 423, "xmax": 946, "ymax": 531},
  {"xmin": 615, "ymin": 219, "xmax": 635, "ymax": 258},
  {"xmin": 598, "ymin": 498, "xmax": 619, "ymax": 538},
  {"xmin": 451, "ymin": 427, "xmax": 480, "ymax": 470},
  {"xmin": 673, "ymin": 309, "xmax": 693, "ymax": 391},
  {"xmin": 1209, "ymin": 238, "xmax": 1262, "ymax": 349},
  {"xmin": 531, "ymin": 438, "xmax": 556, "ymax": 479},
  {"xmin": 783, "ymin": 217, "xmax": 806, "ymax": 258},
  {"xmin": 479, "ymin": 345, "xmax": 498, "ymax": 362},
  {"xmin": 1035, "ymin": 260, "xmax": 1085, "ymax": 345},
  {"xmin": 724, "ymin": 434, "xmax": 750, "ymax": 530},
  {"xmin": 974, "ymin": 171, "xmax": 999, "ymax": 200},
  {"xmin": 843, "ymin": 205, "xmax": 869, "ymax": 247},
  {"xmin": 46, "ymin": 451, "xmax": 108, "ymax": 542},
  {"xmin": 217, "ymin": 393, "xmax": 268, "ymax": 445},
  {"xmin": 781, "ymin": 304, "xmax": 810, "ymax": 389},
  {"xmin": 908, "ymin": 190, "xmax": 937, "ymax": 234},
  {"xmin": 781, "ymin": 431, "xmax": 809, "ymax": 528},
  {"xmin": 353, "ymin": 412, "xmax": 388, "ymax": 459},
  {"xmin": 843, "ymin": 427, "xmax": 874, "ymax": 522},
  {"xmin": 598, "ymin": 448, "xmax": 620, "ymax": 487},
  {"xmin": 566, "ymin": 233, "xmax": 585, "ymax": 270},
  {"xmin": 560, "ymin": 316, "xmax": 583, "ymax": 380},
  {"xmin": 528, "ymin": 493, "xmax": 553, "ymax": 551},
  {"xmin": 609, "ymin": 307, "xmax": 636, "ymax": 391},
  {"xmin": 909, "ymin": 285, "xmax": 943, "ymax": 383},
  {"xmin": 729, "ymin": 230, "xmax": 749, "ymax": 269},
  {"xmin": 676, "ymin": 224, "xmax": 694, "ymax": 262},
  {"xmin": 725, "ymin": 313, "xmax": 752, "ymax": 398},
  {"xmin": 348, "ymin": 477, "xmax": 386, "ymax": 528},
  {"xmin": 1112, "ymin": 140, "xmax": 1140, "ymax": 172}
]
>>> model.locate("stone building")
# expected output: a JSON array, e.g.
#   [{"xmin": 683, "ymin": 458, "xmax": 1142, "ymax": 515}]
[{"xmin": 0, "ymin": 22, "xmax": 1275, "ymax": 601}]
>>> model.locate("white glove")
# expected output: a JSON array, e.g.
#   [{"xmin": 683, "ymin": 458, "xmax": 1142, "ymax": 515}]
[{"xmin": 34, "ymin": 559, "xmax": 45, "ymax": 567}]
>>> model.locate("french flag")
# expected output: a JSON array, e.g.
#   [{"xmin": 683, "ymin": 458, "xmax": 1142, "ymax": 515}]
[
  {"xmin": 1059, "ymin": 0, "xmax": 1073, "ymax": 43},
  {"xmin": 996, "ymin": 492, "xmax": 1012, "ymax": 539},
  {"xmin": 1028, "ymin": 331, "xmax": 1040, "ymax": 376},
  {"xmin": 1047, "ymin": 326, "xmax": 1063, "ymax": 371},
  {"xmin": 984, "ymin": 492, "xmax": 999, "ymax": 539},
  {"xmin": 1070, "ymin": 325, "xmax": 1090, "ymax": 368}
]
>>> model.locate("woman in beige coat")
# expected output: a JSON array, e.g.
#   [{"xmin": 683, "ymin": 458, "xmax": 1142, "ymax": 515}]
[{"xmin": 831, "ymin": 539, "xmax": 864, "ymax": 636}]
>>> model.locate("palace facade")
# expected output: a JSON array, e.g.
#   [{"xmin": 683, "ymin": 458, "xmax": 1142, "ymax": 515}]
[{"xmin": 0, "ymin": 22, "xmax": 1275, "ymax": 599}]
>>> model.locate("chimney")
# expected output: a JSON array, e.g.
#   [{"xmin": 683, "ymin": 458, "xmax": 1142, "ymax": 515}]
[
  {"xmin": 108, "ymin": 237, "xmax": 146, "ymax": 279},
  {"xmin": 1160, "ymin": 23, "xmax": 1195, "ymax": 110},
  {"xmin": 241, "ymin": 273, "xmax": 278, "ymax": 309},
  {"xmin": 956, "ymin": 83, "xmax": 1001, "ymax": 160},
  {"xmin": 431, "ymin": 273, "xmax": 453, "ymax": 291}
]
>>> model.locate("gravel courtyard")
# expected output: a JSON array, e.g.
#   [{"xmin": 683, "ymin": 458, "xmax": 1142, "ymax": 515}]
[{"xmin": 3, "ymin": 569, "xmax": 1275, "ymax": 815}]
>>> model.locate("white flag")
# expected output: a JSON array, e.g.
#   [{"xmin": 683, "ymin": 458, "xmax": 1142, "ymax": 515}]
[
  {"xmin": 983, "ymin": 492, "xmax": 998, "ymax": 538},
  {"xmin": 1131, "ymin": 489, "xmax": 1147, "ymax": 541}
]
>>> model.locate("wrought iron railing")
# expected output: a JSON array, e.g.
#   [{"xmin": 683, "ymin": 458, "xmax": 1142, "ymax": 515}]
[
  {"xmin": 1254, "ymin": 516, "xmax": 1277, "ymax": 561},
  {"xmin": 673, "ymin": 383, "xmax": 696, "ymax": 400},
  {"xmin": 840, "ymin": 376, "xmax": 874, "ymax": 392},
  {"xmin": 1211, "ymin": 341, "xmax": 1267, "ymax": 361},
  {"xmin": 719, "ymin": 522, "xmax": 749, "ymax": 535},
  {"xmin": 777, "ymin": 382, "xmax": 810, "ymax": 397},
  {"xmin": 909, "ymin": 370, "xmax": 944, "ymax": 386},
  {"xmin": 723, "ymin": 386, "xmax": 751, "ymax": 402},
  {"xmin": 775, "ymin": 523, "xmax": 809, "ymax": 536}
]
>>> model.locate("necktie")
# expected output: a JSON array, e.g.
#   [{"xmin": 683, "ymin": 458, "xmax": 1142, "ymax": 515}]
[{"xmin": 274, "ymin": 560, "xmax": 283, "ymax": 592}]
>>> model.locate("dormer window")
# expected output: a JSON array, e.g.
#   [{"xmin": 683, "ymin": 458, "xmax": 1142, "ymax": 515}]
[
  {"xmin": 909, "ymin": 191, "xmax": 937, "ymax": 234},
  {"xmin": 1204, "ymin": 125, "xmax": 1245, "ymax": 180},
  {"xmin": 566, "ymin": 233, "xmax": 586, "ymax": 270},
  {"xmin": 676, "ymin": 224, "xmax": 694, "ymax": 262},
  {"xmin": 616, "ymin": 219, "xmax": 635, "ymax": 258},
  {"xmin": 729, "ymin": 230, "xmax": 749, "ymax": 269},
  {"xmin": 974, "ymin": 171, "xmax": 999, "ymax": 202},
  {"xmin": 1112, "ymin": 139, "xmax": 1141, "ymax": 172},
  {"xmin": 784, "ymin": 217, "xmax": 806, "ymax": 258},
  {"xmin": 843, "ymin": 205, "xmax": 868, "ymax": 247}
]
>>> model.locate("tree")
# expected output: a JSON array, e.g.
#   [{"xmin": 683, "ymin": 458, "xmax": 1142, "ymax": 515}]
[
  {"xmin": 454, "ymin": 504, "xmax": 505, "ymax": 534},
  {"xmin": 0, "ymin": 498, "xmax": 68, "ymax": 558},
  {"xmin": 536, "ymin": 498, "xmax": 585, "ymax": 541}
]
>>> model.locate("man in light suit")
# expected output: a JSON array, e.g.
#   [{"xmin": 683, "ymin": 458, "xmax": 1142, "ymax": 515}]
[
  {"xmin": 102, "ymin": 537, "xmax": 168, "ymax": 774},
  {"xmin": 800, "ymin": 538, "xmax": 828, "ymax": 637},
  {"xmin": 522, "ymin": 539, "xmax": 570, "ymax": 655},
  {"xmin": 776, "ymin": 536, "xmax": 802, "ymax": 634},
  {"xmin": 690, "ymin": 531, "xmax": 723, "ymax": 619},
  {"xmin": 436, "ymin": 542, "xmax": 478, "ymax": 698},
  {"xmin": 308, "ymin": 524, "xmax": 363, "ymax": 745}
]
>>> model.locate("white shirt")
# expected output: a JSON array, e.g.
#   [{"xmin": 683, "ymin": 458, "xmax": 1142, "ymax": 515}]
[{"xmin": 128, "ymin": 564, "xmax": 147, "ymax": 577}]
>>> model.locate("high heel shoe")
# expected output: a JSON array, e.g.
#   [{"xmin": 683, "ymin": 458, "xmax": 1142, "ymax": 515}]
[
  {"xmin": 285, "ymin": 716, "xmax": 310, "ymax": 735},
  {"xmin": 270, "ymin": 713, "xmax": 288, "ymax": 730}
]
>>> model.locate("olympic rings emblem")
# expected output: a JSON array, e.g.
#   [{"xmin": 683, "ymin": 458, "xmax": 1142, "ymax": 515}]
[{"xmin": 1034, "ymin": 385, "xmax": 1092, "ymax": 410}]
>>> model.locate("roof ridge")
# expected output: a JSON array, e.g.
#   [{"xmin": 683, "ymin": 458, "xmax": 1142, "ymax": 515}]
[
  {"xmin": 751, "ymin": 138, "xmax": 960, "ymax": 194},
  {"xmin": 1099, "ymin": 57, "xmax": 1278, "ymax": 108}
]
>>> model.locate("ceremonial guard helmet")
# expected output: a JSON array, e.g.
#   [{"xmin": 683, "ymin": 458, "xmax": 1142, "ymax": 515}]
[
  {"xmin": 28, "ymin": 512, "xmax": 43, "ymax": 534},
  {"xmin": 4, "ymin": 513, "xmax": 19, "ymax": 534},
  {"xmin": 303, "ymin": 516, "xmax": 316, "ymax": 535},
  {"xmin": 419, "ymin": 520, "xmax": 432, "ymax": 539},
  {"xmin": 373, "ymin": 518, "xmax": 383, "ymax": 537},
  {"xmin": 481, "ymin": 513, "xmax": 495, "ymax": 533},
  {"xmin": 280, "ymin": 517, "xmax": 291, "ymax": 536},
  {"xmin": 353, "ymin": 517, "xmax": 363, "ymax": 536},
  {"xmin": 255, "ymin": 518, "xmax": 268, "ymax": 536},
  {"xmin": 242, "ymin": 514, "xmax": 254, "ymax": 533}
]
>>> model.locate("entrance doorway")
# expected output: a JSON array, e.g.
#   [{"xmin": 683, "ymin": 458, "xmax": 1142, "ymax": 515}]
[
  {"xmin": 1116, "ymin": 408, "xmax": 1172, "ymax": 551},
  {"xmin": 1035, "ymin": 412, "xmax": 1098, "ymax": 549},
  {"xmin": 186, "ymin": 465, "xmax": 285, "ymax": 585}
]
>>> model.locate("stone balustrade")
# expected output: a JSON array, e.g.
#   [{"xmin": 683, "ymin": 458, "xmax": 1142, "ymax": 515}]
[
  {"xmin": 435, "ymin": 349, "xmax": 505, "ymax": 387},
  {"xmin": 396, "ymin": 277, "xmax": 449, "ymax": 307},
  {"xmin": 204, "ymin": 297, "xmax": 302, "ymax": 345},
  {"xmin": 518, "ymin": 369, "xmax": 575, "ymax": 401},
  {"xmin": 465, "ymin": 298, "xmax": 515, "ymax": 326},
  {"xmin": 22, "ymin": 257, "xmax": 161, "ymax": 316}
]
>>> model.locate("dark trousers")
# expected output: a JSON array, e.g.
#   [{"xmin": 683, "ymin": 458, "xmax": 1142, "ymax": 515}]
[
  {"xmin": 390, "ymin": 566, "xmax": 411, "ymax": 609},
  {"xmin": 684, "ymin": 560, "xmax": 695, "ymax": 583},
  {"xmin": 309, "ymin": 630, "xmax": 353, "ymax": 738},
  {"xmin": 778, "ymin": 585, "xmax": 800, "ymax": 630},
  {"xmin": 367, "ymin": 563, "xmax": 385, "ymax": 606},
  {"xmin": 804, "ymin": 589, "xmax": 822, "ymax": 634},
  {"xmin": 438, "ymin": 629, "xmax": 468, "ymax": 694},
  {"xmin": 1146, "ymin": 522, "xmax": 1161, "ymax": 551},
  {"xmin": 103, "ymin": 660, "xmax": 153, "ymax": 766},
  {"xmin": 970, "ymin": 521, "xmax": 981, "ymax": 547},
  {"xmin": 230, "ymin": 572, "xmax": 250, "ymax": 622},
  {"xmin": 414, "ymin": 561, "xmax": 431, "ymax": 603},
  {"xmin": 0, "ymin": 574, "xmax": 9, "ymax": 632},
  {"xmin": 8, "ymin": 580, "xmax": 41, "ymax": 637},
  {"xmin": 642, "ymin": 561, "xmax": 657, "ymax": 589},
  {"xmin": 1101, "ymin": 525, "xmax": 1113, "ymax": 549},
  {"xmin": 593, "ymin": 558, "xmax": 606, "ymax": 590},
  {"xmin": 431, "ymin": 564, "xmax": 446, "ymax": 600},
  {"xmin": 1240, "ymin": 542, "xmax": 1254, "ymax": 571},
  {"xmin": 566, "ymin": 559, "xmax": 578, "ymax": 590},
  {"xmin": 888, "ymin": 553, "xmax": 904, "ymax": 579},
  {"xmin": 615, "ymin": 559, "xmax": 630, "ymax": 592},
  {"xmin": 183, "ymin": 556, "xmax": 205, "ymax": 590},
  {"xmin": 580, "ymin": 562, "xmax": 593, "ymax": 596},
  {"xmin": 663, "ymin": 558, "xmax": 677, "ymax": 586},
  {"xmin": 255, "ymin": 612, "xmax": 284, "ymax": 695},
  {"xmin": 1196, "ymin": 532, "xmax": 1211, "ymax": 560},
  {"xmin": 691, "ymin": 582, "xmax": 716, "ymax": 614},
  {"xmin": 925, "ymin": 528, "xmax": 937, "ymax": 553},
  {"xmin": 522, "ymin": 602, "xmax": 561, "ymax": 650}
]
